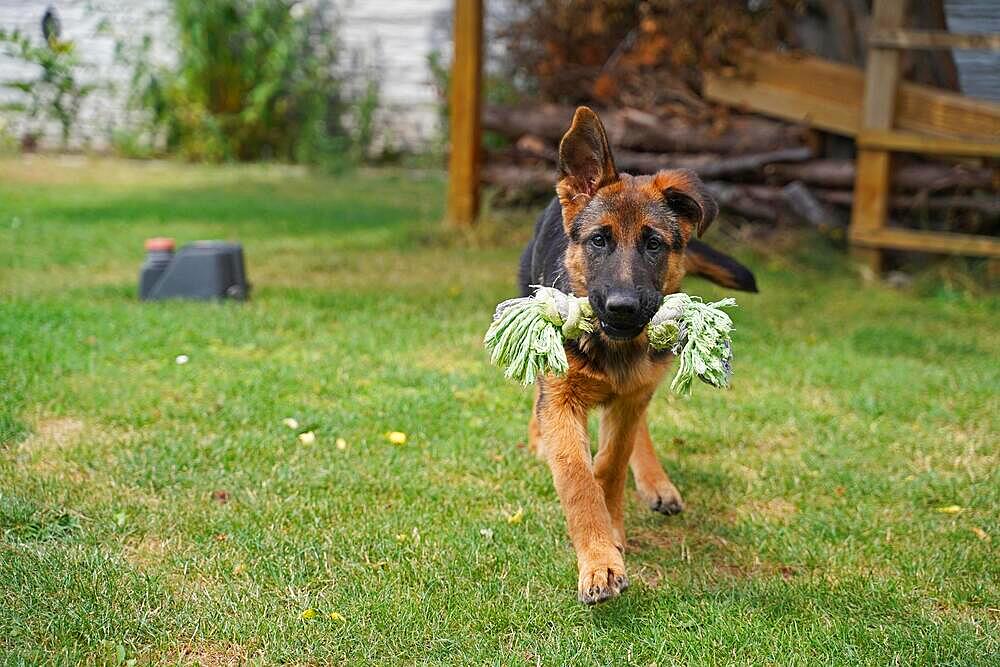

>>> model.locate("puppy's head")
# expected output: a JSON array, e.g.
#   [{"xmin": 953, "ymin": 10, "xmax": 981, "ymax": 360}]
[{"xmin": 556, "ymin": 107, "xmax": 718, "ymax": 341}]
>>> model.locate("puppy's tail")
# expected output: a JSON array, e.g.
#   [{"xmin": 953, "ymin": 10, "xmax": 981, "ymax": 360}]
[{"xmin": 684, "ymin": 239, "xmax": 758, "ymax": 293}]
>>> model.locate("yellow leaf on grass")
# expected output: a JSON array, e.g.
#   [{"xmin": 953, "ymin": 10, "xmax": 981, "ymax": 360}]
[
  {"xmin": 300, "ymin": 608, "xmax": 317, "ymax": 620},
  {"xmin": 937, "ymin": 505, "xmax": 964, "ymax": 514},
  {"xmin": 507, "ymin": 508, "xmax": 524, "ymax": 525},
  {"xmin": 387, "ymin": 431, "xmax": 407, "ymax": 445},
  {"xmin": 971, "ymin": 527, "xmax": 990, "ymax": 542},
  {"xmin": 329, "ymin": 611, "xmax": 346, "ymax": 622}
]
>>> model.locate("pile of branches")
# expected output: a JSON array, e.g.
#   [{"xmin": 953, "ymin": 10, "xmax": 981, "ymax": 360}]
[
  {"xmin": 484, "ymin": 1, "xmax": 998, "ymax": 234},
  {"xmin": 482, "ymin": 104, "xmax": 999, "ymax": 229}
]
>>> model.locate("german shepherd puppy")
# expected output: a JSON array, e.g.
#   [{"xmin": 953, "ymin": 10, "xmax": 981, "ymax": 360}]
[{"xmin": 518, "ymin": 107, "xmax": 757, "ymax": 604}]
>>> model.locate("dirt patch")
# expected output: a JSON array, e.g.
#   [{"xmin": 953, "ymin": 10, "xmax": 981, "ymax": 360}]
[
  {"xmin": 629, "ymin": 523, "xmax": 800, "ymax": 585},
  {"xmin": 715, "ymin": 561, "xmax": 799, "ymax": 580},
  {"xmin": 172, "ymin": 643, "xmax": 252, "ymax": 667},
  {"xmin": 734, "ymin": 497, "xmax": 798, "ymax": 524},
  {"xmin": 750, "ymin": 428, "xmax": 803, "ymax": 456},
  {"xmin": 18, "ymin": 416, "xmax": 164, "ymax": 512},
  {"xmin": 18, "ymin": 417, "xmax": 88, "ymax": 480},
  {"xmin": 21, "ymin": 416, "xmax": 85, "ymax": 453},
  {"xmin": 629, "ymin": 524, "xmax": 730, "ymax": 554},
  {"xmin": 122, "ymin": 535, "xmax": 173, "ymax": 569}
]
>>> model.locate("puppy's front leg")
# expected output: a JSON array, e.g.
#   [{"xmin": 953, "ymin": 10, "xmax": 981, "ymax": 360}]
[
  {"xmin": 539, "ymin": 393, "xmax": 628, "ymax": 604},
  {"xmin": 596, "ymin": 396, "xmax": 647, "ymax": 548}
]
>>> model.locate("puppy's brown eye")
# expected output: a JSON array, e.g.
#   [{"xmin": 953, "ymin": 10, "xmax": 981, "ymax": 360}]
[
  {"xmin": 590, "ymin": 234, "xmax": 606, "ymax": 248},
  {"xmin": 646, "ymin": 238, "xmax": 661, "ymax": 252}
]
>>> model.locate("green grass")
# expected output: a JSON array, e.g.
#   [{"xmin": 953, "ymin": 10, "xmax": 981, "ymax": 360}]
[{"xmin": 1, "ymin": 156, "xmax": 997, "ymax": 666}]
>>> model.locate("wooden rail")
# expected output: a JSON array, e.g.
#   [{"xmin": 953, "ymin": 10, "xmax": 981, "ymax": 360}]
[
  {"xmin": 850, "ymin": 228, "xmax": 1000, "ymax": 258},
  {"xmin": 703, "ymin": 50, "xmax": 1000, "ymax": 140},
  {"xmin": 857, "ymin": 130, "xmax": 1000, "ymax": 158},
  {"xmin": 869, "ymin": 29, "xmax": 1000, "ymax": 51}
]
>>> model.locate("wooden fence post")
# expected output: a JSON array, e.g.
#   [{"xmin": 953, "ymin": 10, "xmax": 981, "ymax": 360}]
[
  {"xmin": 446, "ymin": 0, "xmax": 483, "ymax": 228},
  {"xmin": 849, "ymin": 0, "xmax": 907, "ymax": 275}
]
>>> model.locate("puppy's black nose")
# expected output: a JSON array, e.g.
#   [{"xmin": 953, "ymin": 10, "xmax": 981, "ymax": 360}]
[{"xmin": 605, "ymin": 290, "xmax": 640, "ymax": 316}]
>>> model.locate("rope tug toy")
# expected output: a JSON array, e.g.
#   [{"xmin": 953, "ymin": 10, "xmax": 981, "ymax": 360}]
[{"xmin": 484, "ymin": 287, "xmax": 737, "ymax": 395}]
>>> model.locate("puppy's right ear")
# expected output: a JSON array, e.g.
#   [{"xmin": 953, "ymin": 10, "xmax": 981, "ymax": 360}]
[{"xmin": 556, "ymin": 107, "xmax": 619, "ymax": 224}]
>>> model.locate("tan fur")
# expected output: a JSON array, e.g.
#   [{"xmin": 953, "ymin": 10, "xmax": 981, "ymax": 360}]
[
  {"xmin": 534, "ymin": 338, "xmax": 673, "ymax": 603},
  {"xmin": 533, "ymin": 107, "xmax": 715, "ymax": 604}
]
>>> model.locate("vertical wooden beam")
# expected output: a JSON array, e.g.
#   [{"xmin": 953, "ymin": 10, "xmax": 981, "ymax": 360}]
[
  {"xmin": 849, "ymin": 0, "xmax": 907, "ymax": 275},
  {"xmin": 446, "ymin": 0, "xmax": 483, "ymax": 228}
]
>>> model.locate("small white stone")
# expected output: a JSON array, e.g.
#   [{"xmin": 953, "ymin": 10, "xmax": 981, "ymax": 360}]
[
  {"xmin": 175, "ymin": 354, "xmax": 189, "ymax": 365},
  {"xmin": 298, "ymin": 431, "xmax": 316, "ymax": 445},
  {"xmin": 282, "ymin": 417, "xmax": 300, "ymax": 430}
]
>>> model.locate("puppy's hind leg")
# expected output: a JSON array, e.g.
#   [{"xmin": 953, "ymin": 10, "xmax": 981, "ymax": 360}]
[{"xmin": 629, "ymin": 419, "xmax": 684, "ymax": 516}]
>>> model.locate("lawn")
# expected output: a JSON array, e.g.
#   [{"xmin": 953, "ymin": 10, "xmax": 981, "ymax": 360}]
[{"xmin": 1, "ymin": 156, "xmax": 997, "ymax": 665}]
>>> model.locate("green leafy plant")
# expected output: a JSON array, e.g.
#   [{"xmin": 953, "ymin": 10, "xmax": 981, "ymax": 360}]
[
  {"xmin": 349, "ymin": 75, "xmax": 380, "ymax": 163},
  {"xmin": 0, "ymin": 28, "xmax": 95, "ymax": 149},
  {"xmin": 0, "ymin": 116, "xmax": 17, "ymax": 155},
  {"xmin": 116, "ymin": 0, "xmax": 377, "ymax": 165}
]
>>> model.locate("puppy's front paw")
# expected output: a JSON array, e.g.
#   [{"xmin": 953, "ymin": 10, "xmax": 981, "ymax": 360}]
[
  {"xmin": 577, "ymin": 548, "xmax": 629, "ymax": 605},
  {"xmin": 636, "ymin": 477, "xmax": 684, "ymax": 516}
]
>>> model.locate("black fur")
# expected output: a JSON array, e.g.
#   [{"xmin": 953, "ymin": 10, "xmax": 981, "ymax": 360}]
[
  {"xmin": 518, "ymin": 198, "xmax": 570, "ymax": 296},
  {"xmin": 685, "ymin": 239, "xmax": 759, "ymax": 293}
]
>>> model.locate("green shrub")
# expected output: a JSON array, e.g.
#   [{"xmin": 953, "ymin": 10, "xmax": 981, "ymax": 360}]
[
  {"xmin": 119, "ymin": 0, "xmax": 377, "ymax": 165},
  {"xmin": 0, "ymin": 117, "xmax": 18, "ymax": 155},
  {"xmin": 0, "ymin": 28, "xmax": 95, "ymax": 149}
]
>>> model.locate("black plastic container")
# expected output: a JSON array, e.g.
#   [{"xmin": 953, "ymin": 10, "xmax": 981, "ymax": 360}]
[
  {"xmin": 139, "ymin": 238, "xmax": 250, "ymax": 301},
  {"xmin": 139, "ymin": 237, "xmax": 176, "ymax": 299}
]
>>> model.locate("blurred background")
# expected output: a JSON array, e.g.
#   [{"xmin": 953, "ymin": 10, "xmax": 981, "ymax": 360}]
[
  {"xmin": 1, "ymin": 2, "xmax": 998, "ymax": 663},
  {"xmin": 0, "ymin": 1, "xmax": 997, "ymax": 280}
]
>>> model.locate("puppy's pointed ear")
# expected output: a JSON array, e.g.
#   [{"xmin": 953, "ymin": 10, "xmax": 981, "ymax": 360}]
[
  {"xmin": 556, "ymin": 107, "xmax": 619, "ymax": 208},
  {"xmin": 654, "ymin": 169, "xmax": 718, "ymax": 238}
]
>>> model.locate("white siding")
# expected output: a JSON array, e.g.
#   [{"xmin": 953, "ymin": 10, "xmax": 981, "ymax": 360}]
[
  {"xmin": 340, "ymin": 0, "xmax": 452, "ymax": 147},
  {"xmin": 0, "ymin": 0, "xmax": 171, "ymax": 149}
]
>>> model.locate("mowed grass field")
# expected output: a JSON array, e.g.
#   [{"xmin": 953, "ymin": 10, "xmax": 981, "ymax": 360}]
[{"xmin": 1, "ymin": 156, "xmax": 997, "ymax": 665}]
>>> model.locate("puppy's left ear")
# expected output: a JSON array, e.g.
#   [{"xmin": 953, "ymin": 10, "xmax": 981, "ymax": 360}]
[
  {"xmin": 557, "ymin": 107, "xmax": 619, "ymax": 199},
  {"xmin": 655, "ymin": 169, "xmax": 718, "ymax": 238}
]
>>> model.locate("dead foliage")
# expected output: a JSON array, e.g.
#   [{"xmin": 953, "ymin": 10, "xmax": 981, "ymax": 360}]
[{"xmin": 497, "ymin": 0, "xmax": 797, "ymax": 113}]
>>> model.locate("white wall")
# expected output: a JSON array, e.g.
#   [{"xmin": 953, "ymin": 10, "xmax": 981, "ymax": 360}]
[
  {"xmin": 339, "ymin": 0, "xmax": 452, "ymax": 148},
  {"xmin": 0, "ymin": 0, "xmax": 454, "ymax": 150},
  {"xmin": 0, "ymin": 0, "xmax": 171, "ymax": 149}
]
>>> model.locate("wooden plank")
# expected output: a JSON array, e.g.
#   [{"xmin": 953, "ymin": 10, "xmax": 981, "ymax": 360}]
[
  {"xmin": 445, "ymin": 0, "xmax": 483, "ymax": 228},
  {"xmin": 858, "ymin": 129, "xmax": 1000, "ymax": 157},
  {"xmin": 703, "ymin": 76, "xmax": 859, "ymax": 136},
  {"xmin": 850, "ymin": 228, "xmax": 1000, "ymax": 257},
  {"xmin": 870, "ymin": 29, "xmax": 1000, "ymax": 51},
  {"xmin": 851, "ymin": 150, "xmax": 893, "ymax": 272},
  {"xmin": 703, "ymin": 50, "xmax": 1000, "ymax": 139},
  {"xmin": 850, "ymin": 0, "xmax": 906, "ymax": 274}
]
